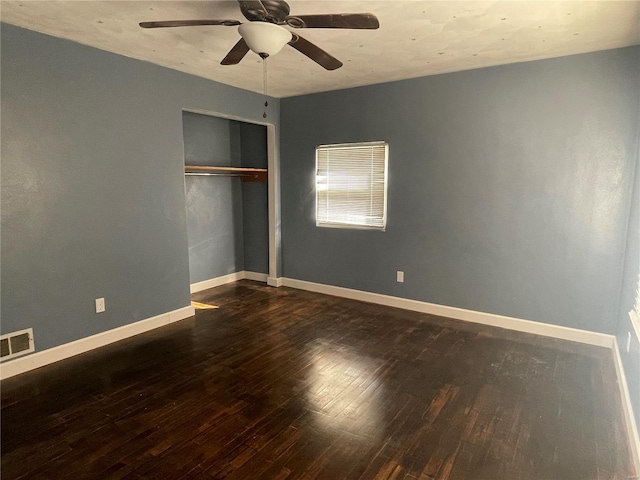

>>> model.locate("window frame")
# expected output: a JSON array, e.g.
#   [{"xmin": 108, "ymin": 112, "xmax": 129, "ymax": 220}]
[
  {"xmin": 315, "ymin": 141, "xmax": 389, "ymax": 231},
  {"xmin": 631, "ymin": 273, "xmax": 640, "ymax": 342}
]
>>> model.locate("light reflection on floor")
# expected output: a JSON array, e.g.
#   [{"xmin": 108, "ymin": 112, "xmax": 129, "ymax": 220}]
[
  {"xmin": 191, "ymin": 301, "xmax": 219, "ymax": 310},
  {"xmin": 304, "ymin": 342, "xmax": 386, "ymax": 441}
]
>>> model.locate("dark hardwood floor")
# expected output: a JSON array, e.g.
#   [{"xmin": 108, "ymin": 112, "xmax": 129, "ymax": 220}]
[{"xmin": 1, "ymin": 281, "xmax": 635, "ymax": 479}]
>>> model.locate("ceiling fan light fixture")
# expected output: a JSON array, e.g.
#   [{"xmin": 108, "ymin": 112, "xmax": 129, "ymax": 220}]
[{"xmin": 238, "ymin": 22, "xmax": 292, "ymax": 57}]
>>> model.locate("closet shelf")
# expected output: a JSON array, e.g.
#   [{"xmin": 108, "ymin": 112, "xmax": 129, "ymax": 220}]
[{"xmin": 184, "ymin": 165, "xmax": 267, "ymax": 182}]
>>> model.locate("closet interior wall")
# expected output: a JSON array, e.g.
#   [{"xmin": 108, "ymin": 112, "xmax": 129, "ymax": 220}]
[{"xmin": 183, "ymin": 111, "xmax": 268, "ymax": 285}]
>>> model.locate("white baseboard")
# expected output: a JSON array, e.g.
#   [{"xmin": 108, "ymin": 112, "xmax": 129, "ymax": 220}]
[
  {"xmin": 244, "ymin": 271, "xmax": 269, "ymax": 282},
  {"xmin": 280, "ymin": 277, "xmax": 639, "ymax": 465},
  {"xmin": 190, "ymin": 271, "xmax": 268, "ymax": 293},
  {"xmin": 190, "ymin": 272, "xmax": 245, "ymax": 293},
  {"xmin": 1, "ymin": 272, "xmax": 269, "ymax": 380},
  {"xmin": 2, "ymin": 275, "xmax": 636, "ymax": 467},
  {"xmin": 613, "ymin": 340, "xmax": 640, "ymax": 472},
  {"xmin": 0, "ymin": 305, "xmax": 195, "ymax": 380},
  {"xmin": 280, "ymin": 278, "xmax": 615, "ymax": 348}
]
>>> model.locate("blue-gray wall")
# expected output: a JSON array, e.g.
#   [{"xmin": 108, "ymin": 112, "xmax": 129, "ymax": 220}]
[
  {"xmin": 281, "ymin": 46, "xmax": 640, "ymax": 335},
  {"xmin": 0, "ymin": 23, "xmax": 278, "ymax": 353},
  {"xmin": 617, "ymin": 135, "xmax": 640, "ymax": 427},
  {"xmin": 183, "ymin": 113, "xmax": 244, "ymax": 283},
  {"xmin": 241, "ymin": 122, "xmax": 269, "ymax": 274}
]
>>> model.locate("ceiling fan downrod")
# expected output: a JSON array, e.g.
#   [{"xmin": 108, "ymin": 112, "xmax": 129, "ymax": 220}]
[{"xmin": 262, "ymin": 54, "xmax": 269, "ymax": 118}]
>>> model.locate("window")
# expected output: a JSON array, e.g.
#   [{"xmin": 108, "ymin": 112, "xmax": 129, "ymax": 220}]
[{"xmin": 316, "ymin": 141, "xmax": 388, "ymax": 230}]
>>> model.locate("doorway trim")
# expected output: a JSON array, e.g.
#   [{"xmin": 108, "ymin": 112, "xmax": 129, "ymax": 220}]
[{"xmin": 182, "ymin": 108, "xmax": 280, "ymax": 285}]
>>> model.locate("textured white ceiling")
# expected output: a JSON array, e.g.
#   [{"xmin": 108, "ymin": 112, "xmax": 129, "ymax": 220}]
[{"xmin": 2, "ymin": 1, "xmax": 639, "ymax": 98}]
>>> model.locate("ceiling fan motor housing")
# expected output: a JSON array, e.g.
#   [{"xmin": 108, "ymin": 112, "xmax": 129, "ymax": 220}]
[{"xmin": 240, "ymin": 0, "xmax": 291, "ymax": 24}]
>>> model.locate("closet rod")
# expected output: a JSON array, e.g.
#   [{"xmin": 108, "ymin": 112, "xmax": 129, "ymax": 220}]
[{"xmin": 185, "ymin": 172, "xmax": 252, "ymax": 177}]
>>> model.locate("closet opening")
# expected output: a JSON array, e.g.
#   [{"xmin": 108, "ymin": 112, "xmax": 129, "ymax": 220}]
[{"xmin": 182, "ymin": 110, "xmax": 272, "ymax": 293}]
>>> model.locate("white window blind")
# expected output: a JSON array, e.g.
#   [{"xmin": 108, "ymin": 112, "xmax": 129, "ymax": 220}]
[{"xmin": 316, "ymin": 141, "xmax": 388, "ymax": 230}]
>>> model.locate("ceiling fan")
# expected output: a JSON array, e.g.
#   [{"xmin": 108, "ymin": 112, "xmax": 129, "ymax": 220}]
[{"xmin": 139, "ymin": 0, "xmax": 380, "ymax": 70}]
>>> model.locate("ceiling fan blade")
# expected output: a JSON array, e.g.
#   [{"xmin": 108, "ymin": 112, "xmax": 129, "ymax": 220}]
[
  {"xmin": 285, "ymin": 13, "xmax": 379, "ymax": 29},
  {"xmin": 288, "ymin": 34, "xmax": 342, "ymax": 70},
  {"xmin": 139, "ymin": 19, "xmax": 240, "ymax": 28},
  {"xmin": 221, "ymin": 38, "xmax": 251, "ymax": 65}
]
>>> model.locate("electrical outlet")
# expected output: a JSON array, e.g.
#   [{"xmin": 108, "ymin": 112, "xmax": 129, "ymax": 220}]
[
  {"xmin": 397, "ymin": 271, "xmax": 404, "ymax": 283},
  {"xmin": 627, "ymin": 331, "xmax": 632, "ymax": 353},
  {"xmin": 95, "ymin": 298, "xmax": 106, "ymax": 314}
]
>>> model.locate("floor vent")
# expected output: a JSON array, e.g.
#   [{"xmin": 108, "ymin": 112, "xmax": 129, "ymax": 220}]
[{"xmin": 0, "ymin": 328, "xmax": 35, "ymax": 362}]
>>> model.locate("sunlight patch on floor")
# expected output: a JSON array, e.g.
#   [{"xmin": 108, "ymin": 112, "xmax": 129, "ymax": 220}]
[{"xmin": 191, "ymin": 301, "xmax": 219, "ymax": 310}]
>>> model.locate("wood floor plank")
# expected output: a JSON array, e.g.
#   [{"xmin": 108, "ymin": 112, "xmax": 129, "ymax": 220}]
[{"xmin": 1, "ymin": 280, "xmax": 635, "ymax": 479}]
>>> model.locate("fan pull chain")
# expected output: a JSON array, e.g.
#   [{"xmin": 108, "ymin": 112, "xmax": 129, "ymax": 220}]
[{"xmin": 262, "ymin": 55, "xmax": 269, "ymax": 118}]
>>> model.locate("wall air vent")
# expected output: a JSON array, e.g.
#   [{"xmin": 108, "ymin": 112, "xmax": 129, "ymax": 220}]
[{"xmin": 0, "ymin": 328, "xmax": 35, "ymax": 361}]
